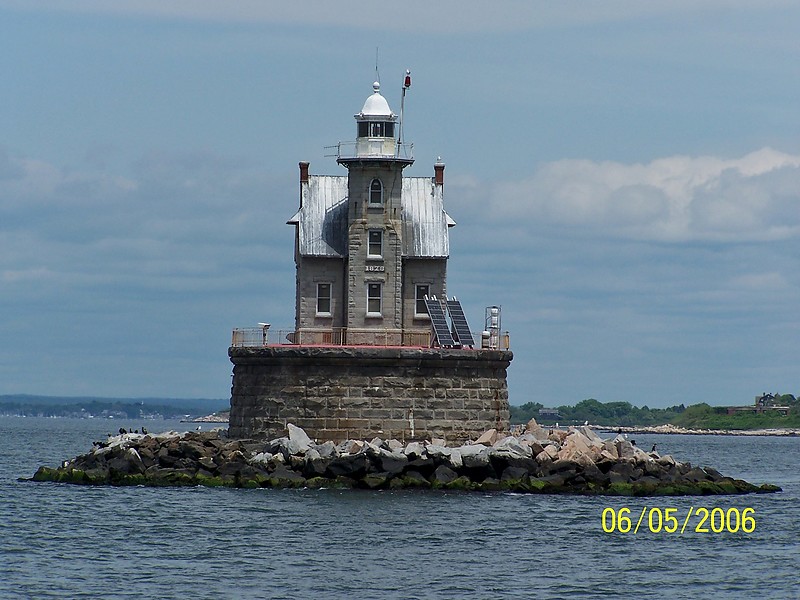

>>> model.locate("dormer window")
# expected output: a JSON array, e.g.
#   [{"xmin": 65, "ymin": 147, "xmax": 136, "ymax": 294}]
[{"xmin": 369, "ymin": 179, "xmax": 383, "ymax": 204}]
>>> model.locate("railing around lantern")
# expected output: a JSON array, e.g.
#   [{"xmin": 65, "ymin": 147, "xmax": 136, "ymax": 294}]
[{"xmin": 325, "ymin": 140, "xmax": 414, "ymax": 161}]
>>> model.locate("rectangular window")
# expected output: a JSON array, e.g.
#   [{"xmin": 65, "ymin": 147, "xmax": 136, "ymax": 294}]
[
  {"xmin": 367, "ymin": 283, "xmax": 382, "ymax": 316},
  {"xmin": 316, "ymin": 283, "xmax": 331, "ymax": 316},
  {"xmin": 415, "ymin": 284, "xmax": 430, "ymax": 317},
  {"xmin": 368, "ymin": 230, "xmax": 383, "ymax": 257}
]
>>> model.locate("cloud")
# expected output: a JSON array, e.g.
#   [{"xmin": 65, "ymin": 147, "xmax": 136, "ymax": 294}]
[
  {"xmin": 0, "ymin": 146, "xmax": 299, "ymax": 397},
  {"xmin": 0, "ymin": 148, "xmax": 293, "ymax": 300},
  {"xmin": 729, "ymin": 271, "xmax": 788, "ymax": 291},
  {"xmin": 2, "ymin": 143, "xmax": 798, "ymax": 403},
  {"xmin": 478, "ymin": 148, "xmax": 800, "ymax": 243},
  {"xmin": 3, "ymin": 0, "xmax": 797, "ymax": 33}
]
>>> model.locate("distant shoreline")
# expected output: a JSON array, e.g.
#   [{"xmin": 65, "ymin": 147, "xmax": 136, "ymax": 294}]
[
  {"xmin": 181, "ymin": 412, "xmax": 229, "ymax": 424},
  {"xmin": 595, "ymin": 424, "xmax": 800, "ymax": 437}
]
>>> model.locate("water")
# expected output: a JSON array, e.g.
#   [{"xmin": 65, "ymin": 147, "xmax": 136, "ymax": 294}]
[{"xmin": 2, "ymin": 418, "xmax": 798, "ymax": 599}]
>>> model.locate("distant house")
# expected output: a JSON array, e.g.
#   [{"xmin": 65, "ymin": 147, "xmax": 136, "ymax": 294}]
[
  {"xmin": 538, "ymin": 408, "xmax": 561, "ymax": 421},
  {"xmin": 726, "ymin": 393, "xmax": 790, "ymax": 416}
]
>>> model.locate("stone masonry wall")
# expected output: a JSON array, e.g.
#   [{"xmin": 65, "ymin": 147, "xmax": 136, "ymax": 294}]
[{"xmin": 228, "ymin": 346, "xmax": 512, "ymax": 444}]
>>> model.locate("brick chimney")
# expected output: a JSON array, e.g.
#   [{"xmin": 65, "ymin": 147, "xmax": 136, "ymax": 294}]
[
  {"xmin": 299, "ymin": 161, "xmax": 310, "ymax": 183},
  {"xmin": 434, "ymin": 161, "xmax": 445, "ymax": 187}
]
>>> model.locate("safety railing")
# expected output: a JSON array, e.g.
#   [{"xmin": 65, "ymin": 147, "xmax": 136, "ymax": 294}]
[
  {"xmin": 325, "ymin": 140, "xmax": 414, "ymax": 161},
  {"xmin": 232, "ymin": 327, "xmax": 431, "ymax": 348},
  {"xmin": 231, "ymin": 327, "xmax": 509, "ymax": 350}
]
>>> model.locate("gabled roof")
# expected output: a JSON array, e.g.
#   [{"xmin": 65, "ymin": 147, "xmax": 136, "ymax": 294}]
[
  {"xmin": 287, "ymin": 176, "xmax": 349, "ymax": 257},
  {"xmin": 287, "ymin": 174, "xmax": 454, "ymax": 258},
  {"xmin": 401, "ymin": 177, "xmax": 454, "ymax": 258}
]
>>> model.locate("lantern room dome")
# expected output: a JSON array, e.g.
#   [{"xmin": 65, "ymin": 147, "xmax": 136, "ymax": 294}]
[{"xmin": 359, "ymin": 81, "xmax": 394, "ymax": 118}]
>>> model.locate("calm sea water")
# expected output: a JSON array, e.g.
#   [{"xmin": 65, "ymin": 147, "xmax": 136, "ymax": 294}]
[{"xmin": 1, "ymin": 417, "xmax": 798, "ymax": 599}]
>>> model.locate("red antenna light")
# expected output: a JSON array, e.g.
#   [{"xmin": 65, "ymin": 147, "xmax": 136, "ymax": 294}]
[{"xmin": 404, "ymin": 69, "xmax": 411, "ymax": 89}]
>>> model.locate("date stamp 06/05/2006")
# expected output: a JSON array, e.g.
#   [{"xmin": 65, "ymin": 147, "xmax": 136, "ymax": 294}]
[{"xmin": 601, "ymin": 507, "xmax": 756, "ymax": 534}]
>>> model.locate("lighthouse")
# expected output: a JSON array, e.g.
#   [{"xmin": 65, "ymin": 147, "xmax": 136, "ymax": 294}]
[
  {"xmin": 287, "ymin": 79, "xmax": 453, "ymax": 344},
  {"xmin": 229, "ymin": 74, "xmax": 512, "ymax": 444}
]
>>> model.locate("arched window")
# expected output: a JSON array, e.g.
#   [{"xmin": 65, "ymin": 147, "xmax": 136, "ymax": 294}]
[{"xmin": 369, "ymin": 179, "xmax": 383, "ymax": 204}]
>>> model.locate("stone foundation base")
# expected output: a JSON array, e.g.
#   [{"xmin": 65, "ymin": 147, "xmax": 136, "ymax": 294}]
[{"xmin": 228, "ymin": 346, "xmax": 513, "ymax": 444}]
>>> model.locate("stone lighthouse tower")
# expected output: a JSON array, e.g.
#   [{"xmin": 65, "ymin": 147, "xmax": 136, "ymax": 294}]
[{"xmin": 340, "ymin": 81, "xmax": 413, "ymax": 330}]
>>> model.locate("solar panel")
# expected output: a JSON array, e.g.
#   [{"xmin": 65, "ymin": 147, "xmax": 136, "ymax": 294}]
[
  {"xmin": 446, "ymin": 297, "xmax": 475, "ymax": 347},
  {"xmin": 424, "ymin": 296, "xmax": 458, "ymax": 348}
]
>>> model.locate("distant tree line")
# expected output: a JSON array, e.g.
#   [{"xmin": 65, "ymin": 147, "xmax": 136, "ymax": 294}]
[
  {"xmin": 511, "ymin": 395, "xmax": 800, "ymax": 430},
  {"xmin": 0, "ymin": 395, "xmax": 227, "ymax": 419}
]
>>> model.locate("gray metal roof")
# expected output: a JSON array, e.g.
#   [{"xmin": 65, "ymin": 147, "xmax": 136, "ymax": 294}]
[
  {"xmin": 287, "ymin": 176, "xmax": 349, "ymax": 257},
  {"xmin": 288, "ymin": 174, "xmax": 453, "ymax": 258},
  {"xmin": 401, "ymin": 177, "xmax": 453, "ymax": 258}
]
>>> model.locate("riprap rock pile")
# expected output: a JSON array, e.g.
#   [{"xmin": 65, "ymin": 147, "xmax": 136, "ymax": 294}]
[{"xmin": 31, "ymin": 421, "xmax": 780, "ymax": 496}]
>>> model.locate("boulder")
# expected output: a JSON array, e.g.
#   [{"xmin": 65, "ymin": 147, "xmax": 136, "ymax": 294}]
[
  {"xmin": 448, "ymin": 449, "xmax": 463, "ymax": 469},
  {"xmin": 267, "ymin": 437, "xmax": 292, "ymax": 460},
  {"xmin": 461, "ymin": 447, "xmax": 491, "ymax": 469},
  {"xmin": 361, "ymin": 472, "xmax": 390, "ymax": 489},
  {"xmin": 268, "ymin": 466, "xmax": 306, "ymax": 488},
  {"xmin": 524, "ymin": 418, "xmax": 548, "ymax": 441},
  {"xmin": 406, "ymin": 457, "xmax": 435, "ymax": 477},
  {"xmin": 685, "ymin": 467, "xmax": 711, "ymax": 483},
  {"xmin": 378, "ymin": 452, "xmax": 409, "ymax": 476},
  {"xmin": 325, "ymin": 454, "xmax": 369, "ymax": 479},
  {"xmin": 287, "ymin": 423, "xmax": 313, "ymax": 455},
  {"xmin": 601, "ymin": 440, "xmax": 619, "ymax": 459},
  {"xmin": 520, "ymin": 439, "xmax": 545, "ymax": 456},
  {"xmin": 425, "ymin": 445, "xmax": 451, "ymax": 463},
  {"xmin": 198, "ymin": 456, "xmax": 217, "ymax": 471},
  {"xmin": 657, "ymin": 454, "xmax": 676, "ymax": 467},
  {"xmin": 430, "ymin": 465, "xmax": 458, "ymax": 486},
  {"xmin": 535, "ymin": 446, "xmax": 558, "ymax": 464},
  {"xmin": 387, "ymin": 439, "xmax": 404, "ymax": 451},
  {"xmin": 493, "ymin": 436, "xmax": 532, "ymax": 458},
  {"xmin": 558, "ymin": 434, "xmax": 592, "ymax": 462},
  {"xmin": 393, "ymin": 470, "xmax": 430, "ymax": 488},
  {"xmin": 249, "ymin": 452, "xmax": 273, "ymax": 466},
  {"xmin": 157, "ymin": 446, "xmax": 180, "ymax": 468},
  {"xmin": 336, "ymin": 439, "xmax": 364, "ymax": 455},
  {"xmin": 303, "ymin": 456, "xmax": 330, "ymax": 478},
  {"xmin": 177, "ymin": 440, "xmax": 206, "ymax": 461},
  {"xmin": 500, "ymin": 466, "xmax": 530, "ymax": 482},
  {"xmin": 475, "ymin": 428, "xmax": 498, "ymax": 446},
  {"xmin": 403, "ymin": 441, "xmax": 425, "ymax": 460},
  {"xmin": 577, "ymin": 426, "xmax": 603, "ymax": 444},
  {"xmin": 315, "ymin": 440, "xmax": 338, "ymax": 459},
  {"xmin": 616, "ymin": 440, "xmax": 636, "ymax": 461}
]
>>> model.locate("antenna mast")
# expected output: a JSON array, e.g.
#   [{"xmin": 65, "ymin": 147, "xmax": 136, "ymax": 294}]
[{"xmin": 398, "ymin": 69, "xmax": 411, "ymax": 157}]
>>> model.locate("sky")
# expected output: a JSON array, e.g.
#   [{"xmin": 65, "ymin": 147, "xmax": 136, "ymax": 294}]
[{"xmin": 1, "ymin": 2, "xmax": 799, "ymax": 408}]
